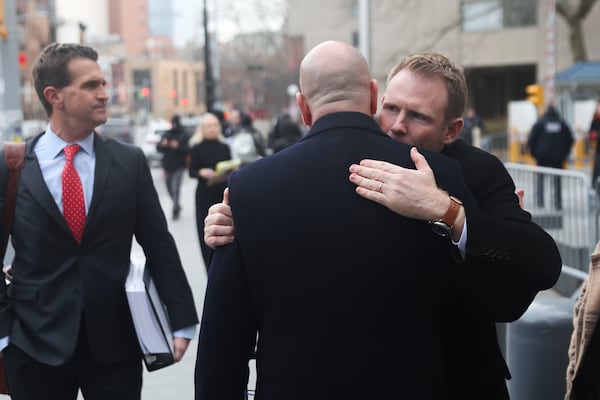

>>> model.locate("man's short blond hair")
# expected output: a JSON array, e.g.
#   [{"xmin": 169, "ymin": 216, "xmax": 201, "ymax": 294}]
[{"xmin": 387, "ymin": 52, "xmax": 467, "ymax": 122}]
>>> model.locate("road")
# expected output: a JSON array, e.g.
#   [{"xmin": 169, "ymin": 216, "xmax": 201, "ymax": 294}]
[
  {"xmin": 71, "ymin": 163, "xmax": 211, "ymax": 399},
  {"xmin": 71, "ymin": 165, "xmax": 207, "ymax": 399},
  {"xmin": 137, "ymin": 167, "xmax": 207, "ymax": 399},
  {"xmin": 136, "ymin": 166, "xmax": 257, "ymax": 399}
]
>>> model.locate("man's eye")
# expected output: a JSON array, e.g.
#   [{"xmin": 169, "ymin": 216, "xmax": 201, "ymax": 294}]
[{"xmin": 86, "ymin": 81, "xmax": 106, "ymax": 89}]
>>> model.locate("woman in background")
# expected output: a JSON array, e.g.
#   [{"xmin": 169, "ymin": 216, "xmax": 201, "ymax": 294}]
[{"xmin": 188, "ymin": 113, "xmax": 232, "ymax": 271}]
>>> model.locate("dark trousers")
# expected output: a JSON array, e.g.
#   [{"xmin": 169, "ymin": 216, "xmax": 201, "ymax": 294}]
[
  {"xmin": 448, "ymin": 380, "xmax": 509, "ymax": 400},
  {"xmin": 536, "ymin": 162, "xmax": 563, "ymax": 210},
  {"xmin": 3, "ymin": 322, "xmax": 142, "ymax": 400},
  {"xmin": 165, "ymin": 168, "xmax": 184, "ymax": 213}
]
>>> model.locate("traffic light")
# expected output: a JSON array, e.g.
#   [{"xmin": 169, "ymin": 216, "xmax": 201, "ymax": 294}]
[
  {"xmin": 0, "ymin": 0, "xmax": 9, "ymax": 40},
  {"xmin": 526, "ymin": 84, "xmax": 544, "ymax": 107},
  {"xmin": 18, "ymin": 52, "xmax": 26, "ymax": 69},
  {"xmin": 139, "ymin": 87, "xmax": 150, "ymax": 97}
]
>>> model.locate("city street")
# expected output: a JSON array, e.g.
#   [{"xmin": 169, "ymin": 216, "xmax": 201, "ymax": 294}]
[
  {"xmin": 66, "ymin": 164, "xmax": 206, "ymax": 400},
  {"xmin": 136, "ymin": 167, "xmax": 207, "ymax": 400},
  {"xmin": 133, "ymin": 165, "xmax": 256, "ymax": 399}
]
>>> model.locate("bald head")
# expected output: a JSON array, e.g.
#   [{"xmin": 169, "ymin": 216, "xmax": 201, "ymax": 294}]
[{"xmin": 296, "ymin": 41, "xmax": 377, "ymax": 126}]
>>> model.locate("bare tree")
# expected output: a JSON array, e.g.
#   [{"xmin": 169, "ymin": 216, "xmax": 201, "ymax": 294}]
[
  {"xmin": 218, "ymin": 32, "xmax": 301, "ymax": 118},
  {"xmin": 215, "ymin": 0, "xmax": 286, "ymax": 44},
  {"xmin": 556, "ymin": 0, "xmax": 598, "ymax": 62},
  {"xmin": 210, "ymin": 0, "xmax": 294, "ymax": 117}
]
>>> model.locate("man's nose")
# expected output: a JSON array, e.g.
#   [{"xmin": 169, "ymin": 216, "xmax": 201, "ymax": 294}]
[
  {"xmin": 98, "ymin": 87, "xmax": 109, "ymax": 100},
  {"xmin": 390, "ymin": 113, "xmax": 407, "ymax": 134}
]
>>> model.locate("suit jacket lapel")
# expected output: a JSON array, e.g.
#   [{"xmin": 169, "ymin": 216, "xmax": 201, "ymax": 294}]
[
  {"xmin": 20, "ymin": 136, "xmax": 67, "ymax": 230},
  {"xmin": 85, "ymin": 133, "xmax": 111, "ymax": 223},
  {"xmin": 20, "ymin": 132, "xmax": 114, "ymax": 239}
]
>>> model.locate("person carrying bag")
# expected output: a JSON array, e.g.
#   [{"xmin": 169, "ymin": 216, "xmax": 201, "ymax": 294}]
[{"xmin": 0, "ymin": 141, "xmax": 27, "ymax": 395}]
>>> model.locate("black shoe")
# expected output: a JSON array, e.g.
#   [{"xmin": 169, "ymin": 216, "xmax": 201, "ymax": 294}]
[{"xmin": 172, "ymin": 207, "xmax": 180, "ymax": 220}]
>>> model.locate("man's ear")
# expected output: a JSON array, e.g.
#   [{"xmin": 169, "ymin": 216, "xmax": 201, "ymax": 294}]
[
  {"xmin": 43, "ymin": 86, "xmax": 61, "ymax": 109},
  {"xmin": 369, "ymin": 79, "xmax": 378, "ymax": 116},
  {"xmin": 296, "ymin": 92, "xmax": 312, "ymax": 128},
  {"xmin": 443, "ymin": 117, "xmax": 464, "ymax": 145}
]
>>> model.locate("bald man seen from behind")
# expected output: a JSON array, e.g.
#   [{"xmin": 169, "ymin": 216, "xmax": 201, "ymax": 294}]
[{"xmin": 194, "ymin": 40, "xmax": 479, "ymax": 400}]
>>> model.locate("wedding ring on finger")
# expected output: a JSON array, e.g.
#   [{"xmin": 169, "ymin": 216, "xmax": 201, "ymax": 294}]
[{"xmin": 378, "ymin": 181, "xmax": 383, "ymax": 193}]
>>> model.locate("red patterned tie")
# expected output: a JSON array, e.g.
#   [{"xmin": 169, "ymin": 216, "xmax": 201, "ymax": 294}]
[{"xmin": 62, "ymin": 144, "xmax": 86, "ymax": 243}]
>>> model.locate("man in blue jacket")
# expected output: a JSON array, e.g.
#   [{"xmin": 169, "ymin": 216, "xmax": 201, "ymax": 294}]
[{"xmin": 528, "ymin": 105, "xmax": 574, "ymax": 210}]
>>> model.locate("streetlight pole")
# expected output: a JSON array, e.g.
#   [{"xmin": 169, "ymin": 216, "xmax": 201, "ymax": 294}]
[
  {"xmin": 48, "ymin": 0, "xmax": 57, "ymax": 42},
  {"xmin": 544, "ymin": 0, "xmax": 556, "ymax": 106},
  {"xmin": 358, "ymin": 0, "xmax": 370, "ymax": 65},
  {"xmin": 203, "ymin": 0, "xmax": 215, "ymax": 113}
]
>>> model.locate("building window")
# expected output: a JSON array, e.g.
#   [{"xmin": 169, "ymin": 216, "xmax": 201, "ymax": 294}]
[
  {"xmin": 462, "ymin": 0, "xmax": 502, "ymax": 32},
  {"xmin": 195, "ymin": 71, "xmax": 203, "ymax": 106},
  {"xmin": 182, "ymin": 70, "xmax": 188, "ymax": 99},
  {"xmin": 462, "ymin": 0, "xmax": 536, "ymax": 32},
  {"xmin": 133, "ymin": 69, "xmax": 152, "ymax": 113},
  {"xmin": 351, "ymin": 0, "xmax": 359, "ymax": 17},
  {"xmin": 503, "ymin": 0, "xmax": 536, "ymax": 28},
  {"xmin": 173, "ymin": 70, "xmax": 178, "ymax": 106}
]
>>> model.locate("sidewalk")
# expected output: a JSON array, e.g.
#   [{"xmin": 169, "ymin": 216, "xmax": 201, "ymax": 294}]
[{"xmin": 74, "ymin": 169, "xmax": 204, "ymax": 400}]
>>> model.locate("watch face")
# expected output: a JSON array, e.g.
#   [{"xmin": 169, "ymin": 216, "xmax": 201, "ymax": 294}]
[{"xmin": 430, "ymin": 221, "xmax": 451, "ymax": 237}]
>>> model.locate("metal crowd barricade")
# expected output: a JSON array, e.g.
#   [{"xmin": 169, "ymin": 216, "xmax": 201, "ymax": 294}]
[
  {"xmin": 502, "ymin": 163, "xmax": 597, "ymax": 400},
  {"xmin": 504, "ymin": 163, "xmax": 598, "ymax": 294}
]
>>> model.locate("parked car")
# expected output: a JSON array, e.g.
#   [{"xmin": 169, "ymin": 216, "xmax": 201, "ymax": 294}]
[{"xmin": 97, "ymin": 116, "xmax": 135, "ymax": 144}]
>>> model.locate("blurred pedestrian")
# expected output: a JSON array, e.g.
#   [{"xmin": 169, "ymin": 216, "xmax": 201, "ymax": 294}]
[
  {"xmin": 0, "ymin": 42, "xmax": 198, "ymax": 400},
  {"xmin": 212, "ymin": 109, "xmax": 230, "ymax": 136},
  {"xmin": 223, "ymin": 108, "xmax": 242, "ymax": 138},
  {"xmin": 188, "ymin": 113, "xmax": 232, "ymax": 271},
  {"xmin": 157, "ymin": 114, "xmax": 190, "ymax": 219},
  {"xmin": 224, "ymin": 109, "xmax": 266, "ymax": 165},
  {"xmin": 203, "ymin": 51, "xmax": 562, "ymax": 400},
  {"xmin": 267, "ymin": 109, "xmax": 304, "ymax": 153},
  {"xmin": 588, "ymin": 101, "xmax": 600, "ymax": 188},
  {"xmin": 195, "ymin": 40, "xmax": 478, "ymax": 400},
  {"xmin": 528, "ymin": 105, "xmax": 574, "ymax": 210},
  {"xmin": 460, "ymin": 106, "xmax": 484, "ymax": 146}
]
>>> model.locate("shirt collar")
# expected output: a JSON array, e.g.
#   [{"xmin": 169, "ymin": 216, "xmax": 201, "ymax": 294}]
[{"xmin": 42, "ymin": 125, "xmax": 96, "ymax": 159}]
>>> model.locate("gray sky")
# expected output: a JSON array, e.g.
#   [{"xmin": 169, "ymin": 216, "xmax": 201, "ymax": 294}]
[{"xmin": 173, "ymin": 0, "xmax": 286, "ymax": 47}]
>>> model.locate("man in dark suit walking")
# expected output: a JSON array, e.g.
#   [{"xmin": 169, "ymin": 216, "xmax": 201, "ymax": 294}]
[
  {"xmin": 195, "ymin": 41, "xmax": 479, "ymax": 399},
  {"xmin": 0, "ymin": 43, "xmax": 198, "ymax": 399}
]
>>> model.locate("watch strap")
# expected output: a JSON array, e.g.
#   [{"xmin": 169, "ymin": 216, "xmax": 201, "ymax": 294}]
[{"xmin": 440, "ymin": 196, "xmax": 462, "ymax": 228}]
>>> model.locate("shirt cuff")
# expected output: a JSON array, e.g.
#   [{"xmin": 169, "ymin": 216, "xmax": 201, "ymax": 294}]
[
  {"xmin": 451, "ymin": 217, "xmax": 467, "ymax": 259},
  {"xmin": 0, "ymin": 336, "xmax": 9, "ymax": 352},
  {"xmin": 173, "ymin": 325, "xmax": 197, "ymax": 340}
]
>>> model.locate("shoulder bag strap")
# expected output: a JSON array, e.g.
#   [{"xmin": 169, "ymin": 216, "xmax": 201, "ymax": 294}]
[{"xmin": 0, "ymin": 142, "xmax": 26, "ymax": 261}]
